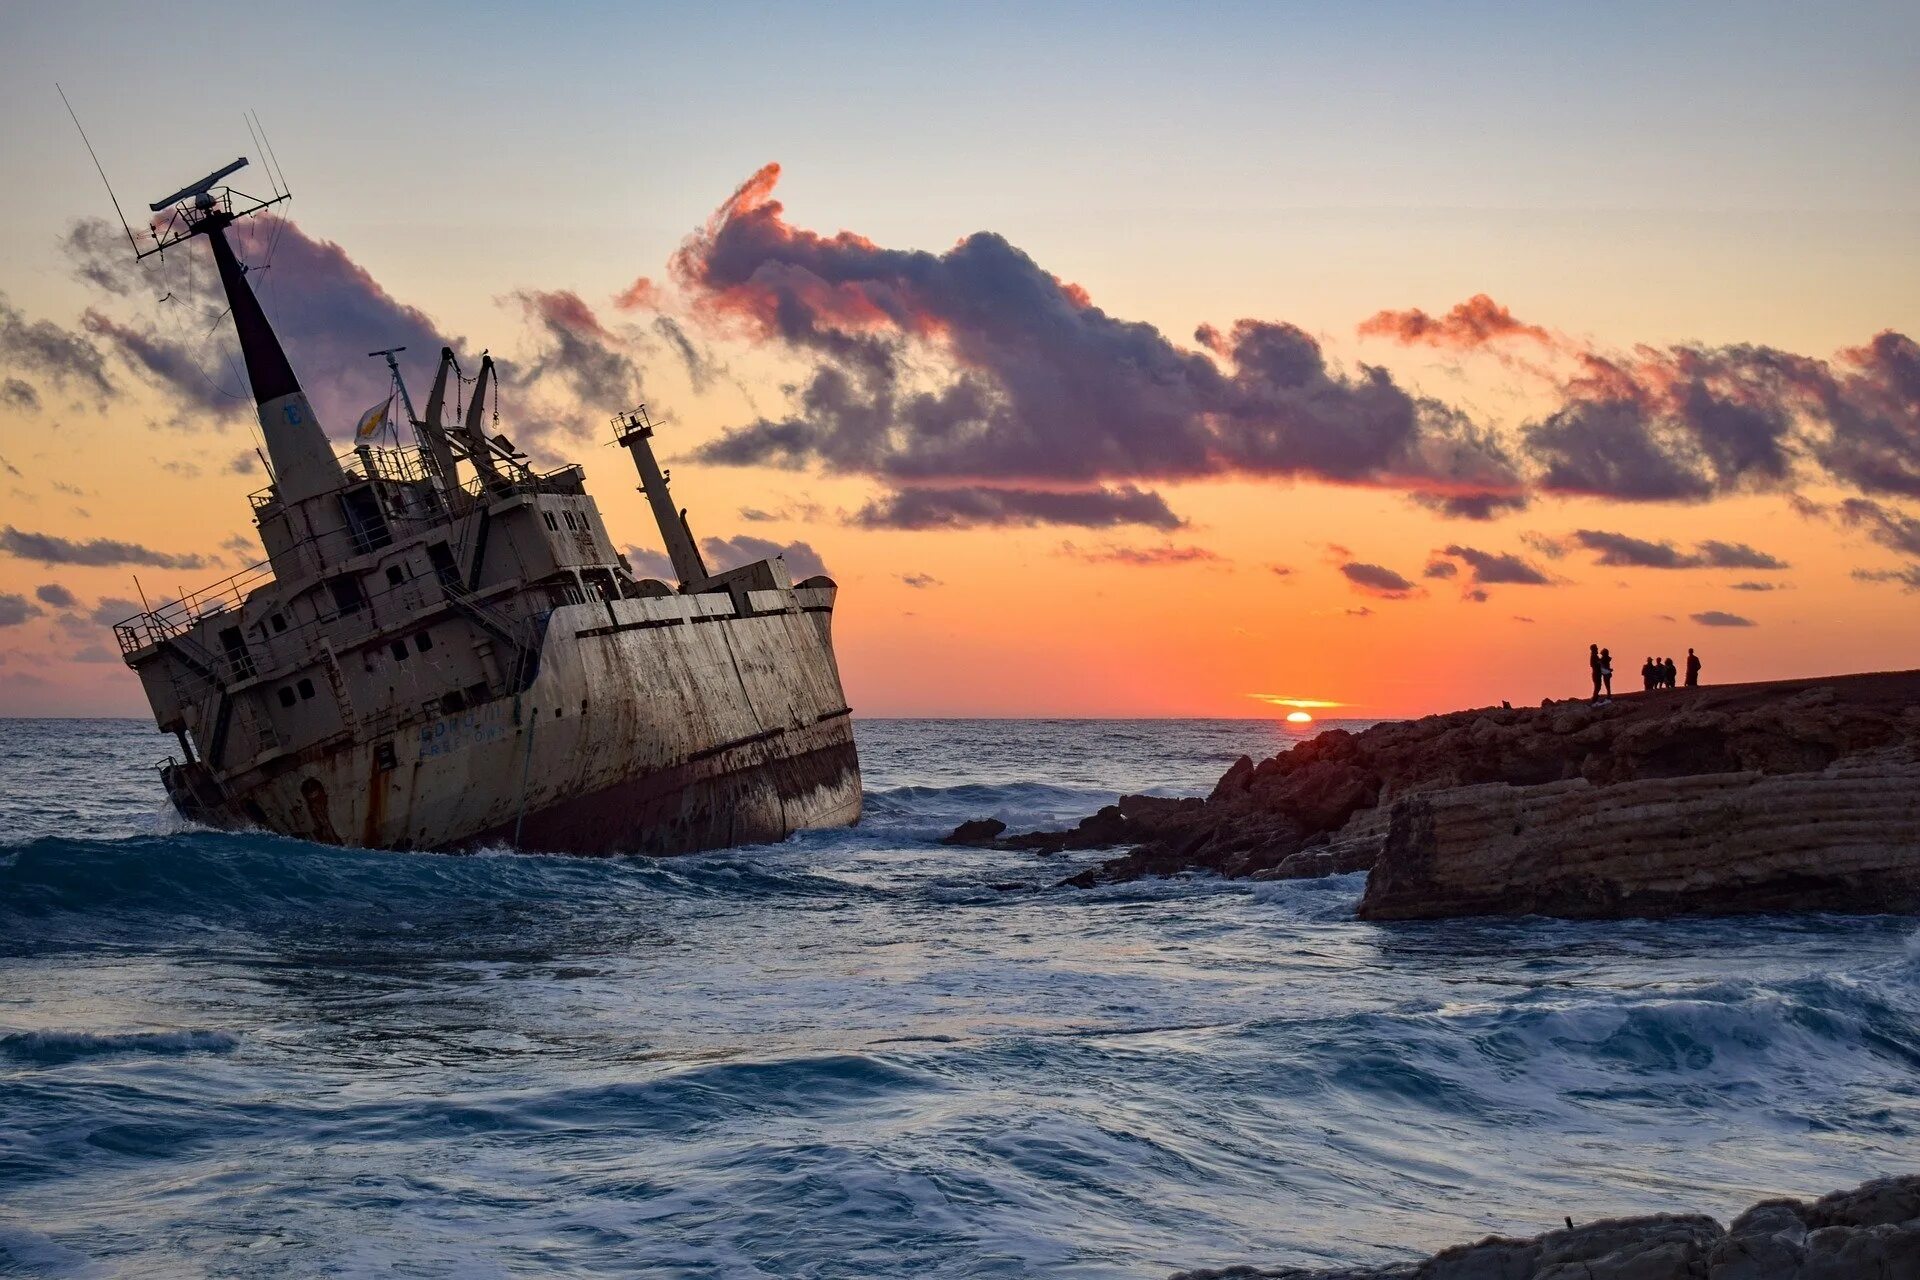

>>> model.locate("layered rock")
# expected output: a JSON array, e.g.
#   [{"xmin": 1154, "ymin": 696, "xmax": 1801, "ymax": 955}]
[
  {"xmin": 946, "ymin": 671, "xmax": 1920, "ymax": 915},
  {"xmin": 1168, "ymin": 1173, "xmax": 1920, "ymax": 1279},
  {"xmin": 1359, "ymin": 752, "xmax": 1920, "ymax": 920}
]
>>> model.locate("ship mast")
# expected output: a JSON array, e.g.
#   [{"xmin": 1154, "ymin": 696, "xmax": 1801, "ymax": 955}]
[
  {"xmin": 142, "ymin": 159, "xmax": 344, "ymax": 504},
  {"xmin": 614, "ymin": 407, "xmax": 709, "ymax": 587}
]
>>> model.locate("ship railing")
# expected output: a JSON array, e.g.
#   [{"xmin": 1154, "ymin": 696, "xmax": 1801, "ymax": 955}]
[
  {"xmin": 249, "ymin": 445, "xmax": 443, "ymax": 512},
  {"xmin": 459, "ymin": 463, "xmax": 586, "ymax": 503},
  {"xmin": 113, "ymin": 560, "xmax": 277, "ymax": 656}
]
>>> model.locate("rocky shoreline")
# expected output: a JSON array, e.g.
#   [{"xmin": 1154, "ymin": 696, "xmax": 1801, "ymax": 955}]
[
  {"xmin": 947, "ymin": 670, "xmax": 1920, "ymax": 919},
  {"xmin": 1167, "ymin": 1173, "xmax": 1919, "ymax": 1279}
]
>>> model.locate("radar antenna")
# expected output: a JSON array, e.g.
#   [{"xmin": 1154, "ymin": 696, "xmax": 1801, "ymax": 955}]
[{"xmin": 139, "ymin": 156, "xmax": 290, "ymax": 261}]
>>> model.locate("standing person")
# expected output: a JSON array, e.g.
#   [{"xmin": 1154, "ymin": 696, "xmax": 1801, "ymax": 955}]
[
  {"xmin": 1600, "ymin": 648, "xmax": 1614, "ymax": 699},
  {"xmin": 1665, "ymin": 657, "xmax": 1679, "ymax": 688},
  {"xmin": 1590, "ymin": 644, "xmax": 1603, "ymax": 701},
  {"xmin": 1641, "ymin": 656, "xmax": 1655, "ymax": 691},
  {"xmin": 1685, "ymin": 648, "xmax": 1701, "ymax": 687}
]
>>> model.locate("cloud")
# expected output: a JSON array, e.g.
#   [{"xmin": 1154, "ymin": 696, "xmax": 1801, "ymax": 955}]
[
  {"xmin": 701, "ymin": 534, "xmax": 829, "ymax": 579},
  {"xmin": 1269, "ymin": 564, "xmax": 1293, "ymax": 577},
  {"xmin": 851, "ymin": 484, "xmax": 1183, "ymax": 530},
  {"xmin": 674, "ymin": 165, "xmax": 1526, "ymax": 525},
  {"xmin": 90, "ymin": 596, "xmax": 141, "ymax": 626},
  {"xmin": 0, "ymin": 527, "xmax": 209, "ymax": 569},
  {"xmin": 1358, "ymin": 294, "xmax": 1553, "ymax": 349},
  {"xmin": 1729, "ymin": 580, "xmax": 1782, "ymax": 591},
  {"xmin": 1061, "ymin": 542, "xmax": 1223, "ymax": 567},
  {"xmin": 1570, "ymin": 529, "xmax": 1787, "ymax": 570},
  {"xmin": 33, "ymin": 583, "xmax": 78, "ymax": 609},
  {"xmin": 64, "ymin": 215, "xmax": 457, "ymax": 436},
  {"xmin": 1345, "ymin": 606, "xmax": 1375, "ymax": 618},
  {"xmin": 622, "ymin": 545, "xmax": 676, "ymax": 580},
  {"xmin": 0, "ymin": 293, "xmax": 114, "ymax": 400},
  {"xmin": 1339, "ymin": 561, "xmax": 1418, "ymax": 598},
  {"xmin": 1853, "ymin": 564, "xmax": 1920, "ymax": 591},
  {"xmin": 504, "ymin": 289, "xmax": 644, "ymax": 435},
  {"xmin": 1691, "ymin": 610, "xmax": 1756, "ymax": 627},
  {"xmin": 1831, "ymin": 497, "xmax": 1920, "ymax": 557},
  {"xmin": 0, "ymin": 594, "xmax": 43, "ymax": 627},
  {"xmin": 73, "ymin": 644, "xmax": 119, "ymax": 663},
  {"xmin": 1423, "ymin": 558, "xmax": 1458, "ymax": 579},
  {"xmin": 1436, "ymin": 543, "xmax": 1554, "ymax": 586},
  {"xmin": 2, "ymin": 378, "xmax": 39, "ymax": 412},
  {"xmin": 900, "ymin": 573, "xmax": 940, "ymax": 588}
]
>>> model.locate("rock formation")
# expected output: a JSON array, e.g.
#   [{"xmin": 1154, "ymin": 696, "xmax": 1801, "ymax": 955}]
[
  {"xmin": 946, "ymin": 671, "xmax": 1920, "ymax": 918},
  {"xmin": 1166, "ymin": 1172, "xmax": 1920, "ymax": 1279}
]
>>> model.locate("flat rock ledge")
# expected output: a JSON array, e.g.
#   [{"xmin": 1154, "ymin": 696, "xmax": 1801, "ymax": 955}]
[
  {"xmin": 1168, "ymin": 1173, "xmax": 1920, "ymax": 1280},
  {"xmin": 943, "ymin": 671, "xmax": 1920, "ymax": 918}
]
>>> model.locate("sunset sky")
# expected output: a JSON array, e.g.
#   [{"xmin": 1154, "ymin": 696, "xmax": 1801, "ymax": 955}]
[{"xmin": 1, "ymin": 1, "xmax": 1915, "ymax": 719}]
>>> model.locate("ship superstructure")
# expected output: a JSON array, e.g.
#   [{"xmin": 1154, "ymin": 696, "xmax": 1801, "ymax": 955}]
[{"xmin": 114, "ymin": 161, "xmax": 861, "ymax": 853}]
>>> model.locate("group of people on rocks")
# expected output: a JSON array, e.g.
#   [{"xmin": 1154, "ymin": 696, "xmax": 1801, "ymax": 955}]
[{"xmin": 1587, "ymin": 645, "xmax": 1701, "ymax": 701}]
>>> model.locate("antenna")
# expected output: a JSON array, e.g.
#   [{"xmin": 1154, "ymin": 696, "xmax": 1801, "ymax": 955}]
[
  {"xmin": 251, "ymin": 110, "xmax": 291, "ymax": 198},
  {"xmin": 243, "ymin": 114, "xmax": 280, "ymax": 199},
  {"xmin": 149, "ymin": 157, "xmax": 249, "ymax": 212},
  {"xmin": 56, "ymin": 83, "xmax": 140, "ymax": 257}
]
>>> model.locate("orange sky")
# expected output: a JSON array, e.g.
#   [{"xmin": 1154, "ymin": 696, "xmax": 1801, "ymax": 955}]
[{"xmin": 3, "ymin": 7, "xmax": 1917, "ymax": 720}]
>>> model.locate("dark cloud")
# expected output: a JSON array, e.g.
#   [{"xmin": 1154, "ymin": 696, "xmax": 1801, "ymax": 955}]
[
  {"xmin": 621, "ymin": 545, "xmax": 676, "ymax": 580},
  {"xmin": 1345, "ymin": 606, "xmax": 1375, "ymax": 618},
  {"xmin": 1060, "ymin": 543, "xmax": 1223, "ymax": 567},
  {"xmin": 1853, "ymin": 564, "xmax": 1920, "ymax": 591},
  {"xmin": 1570, "ymin": 529, "xmax": 1787, "ymax": 570},
  {"xmin": 1691, "ymin": 610, "xmax": 1756, "ymax": 627},
  {"xmin": 701, "ymin": 534, "xmax": 829, "ymax": 579},
  {"xmin": 0, "ymin": 594, "xmax": 43, "ymax": 626},
  {"xmin": 1358, "ymin": 294, "xmax": 1553, "ymax": 349},
  {"xmin": 1437, "ymin": 544, "xmax": 1554, "ymax": 585},
  {"xmin": 0, "ymin": 527, "xmax": 209, "ymax": 569},
  {"xmin": 34, "ymin": 583, "xmax": 78, "ymax": 609},
  {"xmin": 675, "ymin": 165, "xmax": 1525, "ymax": 525},
  {"xmin": 90, "ymin": 596, "xmax": 142, "ymax": 626},
  {"xmin": 653, "ymin": 315, "xmax": 720, "ymax": 392},
  {"xmin": 65, "ymin": 215, "xmax": 456, "ymax": 436},
  {"xmin": 1729, "ymin": 581, "xmax": 1782, "ymax": 592},
  {"xmin": 851, "ymin": 484, "xmax": 1182, "ymax": 531},
  {"xmin": 2, "ymin": 378, "xmax": 39, "ymax": 412},
  {"xmin": 1339, "ymin": 561, "xmax": 1418, "ymax": 598},
  {"xmin": 0, "ymin": 293, "xmax": 113, "ymax": 400},
  {"xmin": 1270, "ymin": 564, "xmax": 1293, "ymax": 577},
  {"xmin": 1423, "ymin": 559, "xmax": 1458, "ymax": 579},
  {"xmin": 1832, "ymin": 497, "xmax": 1920, "ymax": 557},
  {"xmin": 900, "ymin": 573, "xmax": 940, "ymax": 588},
  {"xmin": 1464, "ymin": 588, "xmax": 1490, "ymax": 603},
  {"xmin": 505, "ymin": 290, "xmax": 644, "ymax": 432}
]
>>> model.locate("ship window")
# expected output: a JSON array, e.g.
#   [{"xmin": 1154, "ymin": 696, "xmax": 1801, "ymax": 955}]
[
  {"xmin": 270, "ymin": 613, "xmax": 287, "ymax": 633},
  {"xmin": 374, "ymin": 741, "xmax": 398, "ymax": 772},
  {"xmin": 413, "ymin": 631, "xmax": 433, "ymax": 653},
  {"xmin": 389, "ymin": 639, "xmax": 409, "ymax": 661},
  {"xmin": 463, "ymin": 681, "xmax": 489, "ymax": 706},
  {"xmin": 439, "ymin": 690, "xmax": 466, "ymax": 715},
  {"xmin": 385, "ymin": 565, "xmax": 405, "ymax": 587},
  {"xmin": 326, "ymin": 574, "xmax": 366, "ymax": 616},
  {"xmin": 277, "ymin": 687, "xmax": 296, "ymax": 708},
  {"xmin": 296, "ymin": 677, "xmax": 315, "ymax": 700},
  {"xmin": 543, "ymin": 512, "xmax": 559, "ymax": 531}
]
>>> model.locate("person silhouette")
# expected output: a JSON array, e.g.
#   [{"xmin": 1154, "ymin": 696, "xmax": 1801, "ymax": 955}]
[
  {"xmin": 1589, "ymin": 644, "xmax": 1603, "ymax": 700},
  {"xmin": 1665, "ymin": 656, "xmax": 1678, "ymax": 688},
  {"xmin": 1641, "ymin": 656, "xmax": 1655, "ymax": 691},
  {"xmin": 1599, "ymin": 648, "xmax": 1614, "ymax": 698},
  {"xmin": 1685, "ymin": 648, "xmax": 1701, "ymax": 688}
]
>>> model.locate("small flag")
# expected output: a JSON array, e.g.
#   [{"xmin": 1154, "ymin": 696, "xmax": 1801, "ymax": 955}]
[{"xmin": 354, "ymin": 393, "xmax": 393, "ymax": 441}]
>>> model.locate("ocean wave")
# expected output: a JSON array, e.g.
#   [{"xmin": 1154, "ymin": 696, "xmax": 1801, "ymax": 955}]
[{"xmin": 0, "ymin": 1028, "xmax": 239, "ymax": 1066}]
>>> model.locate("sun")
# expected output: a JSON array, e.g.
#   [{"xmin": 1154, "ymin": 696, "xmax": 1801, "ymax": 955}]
[{"xmin": 1286, "ymin": 710, "xmax": 1313, "ymax": 724}]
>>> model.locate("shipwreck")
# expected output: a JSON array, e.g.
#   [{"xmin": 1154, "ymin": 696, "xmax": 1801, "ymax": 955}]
[{"xmin": 113, "ymin": 159, "xmax": 861, "ymax": 854}]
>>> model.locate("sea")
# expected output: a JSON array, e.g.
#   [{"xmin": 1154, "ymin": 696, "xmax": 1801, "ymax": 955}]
[{"xmin": 1, "ymin": 716, "xmax": 1915, "ymax": 1279}]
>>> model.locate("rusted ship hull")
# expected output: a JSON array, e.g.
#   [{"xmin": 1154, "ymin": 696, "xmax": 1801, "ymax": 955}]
[{"xmin": 157, "ymin": 587, "xmax": 862, "ymax": 855}]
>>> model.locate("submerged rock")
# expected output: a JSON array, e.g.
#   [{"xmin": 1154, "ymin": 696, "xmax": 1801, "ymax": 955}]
[{"xmin": 1168, "ymin": 1174, "xmax": 1920, "ymax": 1279}]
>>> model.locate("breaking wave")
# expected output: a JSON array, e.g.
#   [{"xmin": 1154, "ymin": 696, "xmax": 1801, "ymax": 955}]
[{"xmin": 1, "ymin": 717, "xmax": 1915, "ymax": 1277}]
